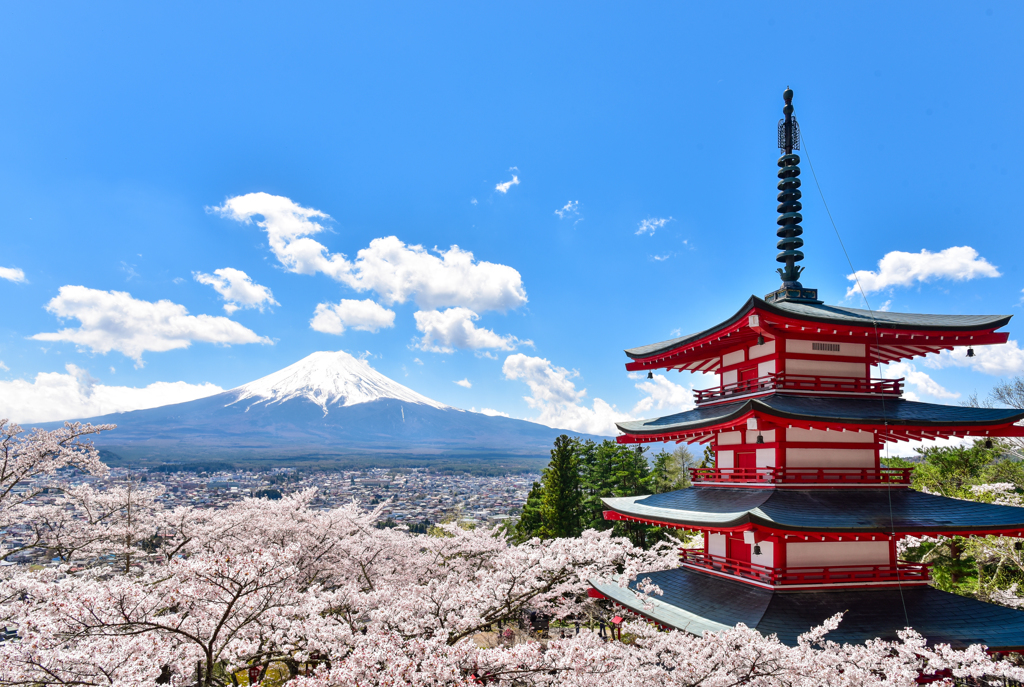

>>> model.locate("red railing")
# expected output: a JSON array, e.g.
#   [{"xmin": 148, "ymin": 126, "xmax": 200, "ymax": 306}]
[
  {"xmin": 678, "ymin": 549, "xmax": 930, "ymax": 586},
  {"xmin": 689, "ymin": 466, "xmax": 913, "ymax": 486},
  {"xmin": 694, "ymin": 373, "xmax": 904, "ymax": 404}
]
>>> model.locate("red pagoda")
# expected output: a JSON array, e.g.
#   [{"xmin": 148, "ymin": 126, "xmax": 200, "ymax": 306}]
[{"xmin": 590, "ymin": 88, "xmax": 1024, "ymax": 651}]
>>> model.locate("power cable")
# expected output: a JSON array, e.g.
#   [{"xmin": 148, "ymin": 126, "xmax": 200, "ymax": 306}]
[{"xmin": 801, "ymin": 137, "xmax": 910, "ymax": 628}]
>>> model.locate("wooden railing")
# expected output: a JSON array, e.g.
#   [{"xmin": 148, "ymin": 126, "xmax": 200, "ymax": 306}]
[
  {"xmin": 678, "ymin": 549, "xmax": 930, "ymax": 586},
  {"xmin": 694, "ymin": 373, "xmax": 904, "ymax": 404},
  {"xmin": 689, "ymin": 466, "xmax": 913, "ymax": 486}
]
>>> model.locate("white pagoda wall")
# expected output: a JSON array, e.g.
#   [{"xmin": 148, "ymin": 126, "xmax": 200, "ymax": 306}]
[{"xmin": 785, "ymin": 540, "xmax": 890, "ymax": 567}]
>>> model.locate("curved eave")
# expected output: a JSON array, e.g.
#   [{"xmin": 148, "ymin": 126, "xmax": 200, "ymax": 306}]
[
  {"xmin": 590, "ymin": 568, "xmax": 1024, "ymax": 650},
  {"xmin": 600, "ymin": 488, "xmax": 1024, "ymax": 536},
  {"xmin": 624, "ymin": 295, "xmax": 1011, "ymax": 371},
  {"xmin": 615, "ymin": 395, "xmax": 1024, "ymax": 444}
]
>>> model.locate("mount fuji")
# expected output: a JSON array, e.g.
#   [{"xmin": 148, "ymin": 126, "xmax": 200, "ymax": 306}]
[{"xmin": 36, "ymin": 351, "xmax": 608, "ymax": 470}]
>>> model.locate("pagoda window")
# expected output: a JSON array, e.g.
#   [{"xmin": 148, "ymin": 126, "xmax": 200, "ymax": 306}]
[
  {"xmin": 717, "ymin": 450, "xmax": 734, "ymax": 468},
  {"xmin": 786, "ymin": 447, "xmax": 875, "ymax": 467},
  {"xmin": 786, "ymin": 540, "xmax": 889, "ymax": 567}
]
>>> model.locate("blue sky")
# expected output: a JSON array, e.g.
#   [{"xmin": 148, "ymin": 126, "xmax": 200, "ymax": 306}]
[{"xmin": 1, "ymin": 2, "xmax": 1023, "ymax": 436}]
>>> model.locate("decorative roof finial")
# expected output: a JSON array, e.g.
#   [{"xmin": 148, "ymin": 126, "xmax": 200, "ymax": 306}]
[
  {"xmin": 776, "ymin": 87, "xmax": 803, "ymax": 285},
  {"xmin": 764, "ymin": 87, "xmax": 821, "ymax": 305}
]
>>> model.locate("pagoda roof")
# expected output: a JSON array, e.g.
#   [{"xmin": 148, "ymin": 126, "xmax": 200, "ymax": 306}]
[
  {"xmin": 624, "ymin": 296, "xmax": 1011, "ymax": 370},
  {"xmin": 615, "ymin": 394, "xmax": 1024, "ymax": 443},
  {"xmin": 591, "ymin": 567, "xmax": 1024, "ymax": 650},
  {"xmin": 601, "ymin": 487, "xmax": 1024, "ymax": 535}
]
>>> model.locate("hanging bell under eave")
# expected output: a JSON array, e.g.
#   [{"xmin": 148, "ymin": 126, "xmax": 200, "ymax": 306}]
[
  {"xmin": 967, "ymin": 348, "xmax": 976, "ymax": 358},
  {"xmin": 756, "ymin": 433, "xmax": 765, "ymax": 445},
  {"xmin": 985, "ymin": 438, "xmax": 994, "ymax": 449},
  {"xmin": 647, "ymin": 371, "xmax": 654, "ymax": 379},
  {"xmin": 757, "ymin": 335, "xmax": 765, "ymax": 346}
]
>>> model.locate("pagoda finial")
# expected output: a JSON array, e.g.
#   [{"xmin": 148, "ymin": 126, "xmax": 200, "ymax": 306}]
[{"xmin": 765, "ymin": 87, "xmax": 821, "ymax": 305}]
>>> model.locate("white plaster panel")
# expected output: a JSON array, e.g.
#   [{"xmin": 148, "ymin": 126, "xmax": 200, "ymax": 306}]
[
  {"xmin": 786, "ymin": 541, "xmax": 889, "ymax": 567},
  {"xmin": 748, "ymin": 340, "xmax": 776, "ymax": 359},
  {"xmin": 750, "ymin": 540, "xmax": 774, "ymax": 567},
  {"xmin": 722, "ymin": 349, "xmax": 746, "ymax": 367},
  {"xmin": 722, "ymin": 369, "xmax": 738, "ymax": 386},
  {"xmin": 785, "ymin": 448, "xmax": 876, "ymax": 467},
  {"xmin": 785, "ymin": 359, "xmax": 867, "ymax": 378},
  {"xmin": 717, "ymin": 450, "xmax": 734, "ymax": 468},
  {"xmin": 785, "ymin": 340, "xmax": 866, "ymax": 358},
  {"xmin": 708, "ymin": 533, "xmax": 727, "ymax": 558},
  {"xmin": 718, "ymin": 431, "xmax": 742, "ymax": 445},
  {"xmin": 757, "ymin": 360, "xmax": 776, "ymax": 378},
  {"xmin": 756, "ymin": 447, "xmax": 776, "ymax": 467},
  {"xmin": 744, "ymin": 429, "xmax": 776, "ymax": 444},
  {"xmin": 786, "ymin": 428, "xmax": 874, "ymax": 443}
]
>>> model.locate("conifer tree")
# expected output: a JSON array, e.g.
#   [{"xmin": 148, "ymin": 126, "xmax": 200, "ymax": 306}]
[{"xmin": 540, "ymin": 434, "xmax": 582, "ymax": 538}]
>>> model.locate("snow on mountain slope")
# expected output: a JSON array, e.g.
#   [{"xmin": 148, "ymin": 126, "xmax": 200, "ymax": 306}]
[{"xmin": 228, "ymin": 350, "xmax": 449, "ymax": 414}]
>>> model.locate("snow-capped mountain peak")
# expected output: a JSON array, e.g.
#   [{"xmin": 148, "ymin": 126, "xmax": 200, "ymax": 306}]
[{"xmin": 228, "ymin": 350, "xmax": 448, "ymax": 414}]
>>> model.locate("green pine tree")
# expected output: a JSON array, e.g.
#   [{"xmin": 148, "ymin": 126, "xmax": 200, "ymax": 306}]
[{"xmin": 540, "ymin": 434, "xmax": 583, "ymax": 538}]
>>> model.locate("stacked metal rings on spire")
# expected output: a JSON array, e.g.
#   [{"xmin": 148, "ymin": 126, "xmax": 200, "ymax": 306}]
[{"xmin": 776, "ymin": 153, "xmax": 804, "ymax": 280}]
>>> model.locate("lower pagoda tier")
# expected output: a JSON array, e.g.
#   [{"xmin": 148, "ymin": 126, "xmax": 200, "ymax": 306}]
[
  {"xmin": 590, "ymin": 567, "xmax": 1024, "ymax": 651},
  {"xmin": 603, "ymin": 488, "xmax": 1024, "ymax": 536}
]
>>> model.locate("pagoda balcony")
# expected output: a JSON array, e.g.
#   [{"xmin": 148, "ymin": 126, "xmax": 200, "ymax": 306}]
[
  {"xmin": 678, "ymin": 549, "xmax": 931, "ymax": 588},
  {"xmin": 693, "ymin": 373, "xmax": 904, "ymax": 405},
  {"xmin": 689, "ymin": 466, "xmax": 913, "ymax": 487}
]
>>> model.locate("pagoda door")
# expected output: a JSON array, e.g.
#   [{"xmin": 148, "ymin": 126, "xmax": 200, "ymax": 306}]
[
  {"xmin": 728, "ymin": 535, "xmax": 751, "ymax": 567},
  {"xmin": 736, "ymin": 450, "xmax": 757, "ymax": 473},
  {"xmin": 738, "ymin": 365, "xmax": 760, "ymax": 392}
]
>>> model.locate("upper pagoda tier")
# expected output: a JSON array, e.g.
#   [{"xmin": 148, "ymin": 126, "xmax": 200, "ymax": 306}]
[{"xmin": 624, "ymin": 295, "xmax": 1011, "ymax": 374}]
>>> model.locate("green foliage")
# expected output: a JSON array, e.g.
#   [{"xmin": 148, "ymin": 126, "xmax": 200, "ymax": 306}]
[
  {"xmin": 540, "ymin": 435, "xmax": 583, "ymax": 539},
  {"xmin": 514, "ymin": 436, "xmax": 694, "ymax": 549}
]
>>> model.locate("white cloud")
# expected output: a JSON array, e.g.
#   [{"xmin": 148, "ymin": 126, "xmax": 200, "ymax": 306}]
[
  {"xmin": 921, "ymin": 342, "xmax": 1024, "ymax": 377},
  {"xmin": 214, "ymin": 193, "xmax": 527, "ymax": 313},
  {"xmin": 413, "ymin": 358, "xmax": 423, "ymax": 365},
  {"xmin": 310, "ymin": 299, "xmax": 396, "ymax": 335},
  {"xmin": 194, "ymin": 267, "xmax": 279, "ymax": 314},
  {"xmin": 31, "ymin": 286, "xmax": 272, "ymax": 367},
  {"xmin": 881, "ymin": 361, "xmax": 959, "ymax": 399},
  {"xmin": 502, "ymin": 354, "xmax": 714, "ymax": 436},
  {"xmin": 878, "ymin": 299, "xmax": 892, "ymax": 312},
  {"xmin": 652, "ymin": 254, "xmax": 671, "ymax": 262},
  {"xmin": 495, "ymin": 175, "xmax": 520, "ymax": 194},
  {"xmin": 502, "ymin": 354, "xmax": 627, "ymax": 435},
  {"xmin": 0, "ymin": 361, "xmax": 8, "ymax": 371},
  {"xmin": 454, "ymin": 378, "xmax": 472, "ymax": 388},
  {"xmin": 554, "ymin": 201, "xmax": 579, "ymax": 219},
  {"xmin": 0, "ymin": 363, "xmax": 223, "ymax": 423},
  {"xmin": 478, "ymin": 407, "xmax": 509, "ymax": 417},
  {"xmin": 635, "ymin": 217, "xmax": 672, "ymax": 236},
  {"xmin": 0, "ymin": 267, "xmax": 26, "ymax": 283},
  {"xmin": 414, "ymin": 307, "xmax": 527, "ymax": 353},
  {"xmin": 845, "ymin": 246, "xmax": 1000, "ymax": 297}
]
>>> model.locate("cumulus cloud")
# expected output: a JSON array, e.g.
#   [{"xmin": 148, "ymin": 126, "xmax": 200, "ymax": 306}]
[
  {"xmin": 845, "ymin": 246, "xmax": 1000, "ymax": 297},
  {"xmin": 881, "ymin": 361, "xmax": 959, "ymax": 400},
  {"xmin": 414, "ymin": 307, "xmax": 527, "ymax": 353},
  {"xmin": 194, "ymin": 267, "xmax": 279, "ymax": 314},
  {"xmin": 32, "ymin": 286, "xmax": 272, "ymax": 367},
  {"xmin": 502, "ymin": 354, "xmax": 713, "ymax": 435},
  {"xmin": 477, "ymin": 407, "xmax": 509, "ymax": 417},
  {"xmin": 635, "ymin": 217, "xmax": 672, "ymax": 236},
  {"xmin": 309, "ymin": 299, "xmax": 396, "ymax": 335},
  {"xmin": 213, "ymin": 193, "xmax": 527, "ymax": 313},
  {"xmin": 495, "ymin": 175, "xmax": 520, "ymax": 194},
  {"xmin": 555, "ymin": 201, "xmax": 579, "ymax": 219},
  {"xmin": 0, "ymin": 364, "xmax": 223, "ymax": 423},
  {"xmin": 0, "ymin": 267, "xmax": 26, "ymax": 283},
  {"xmin": 454, "ymin": 378, "xmax": 472, "ymax": 388},
  {"xmin": 921, "ymin": 341, "xmax": 1024, "ymax": 377}
]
